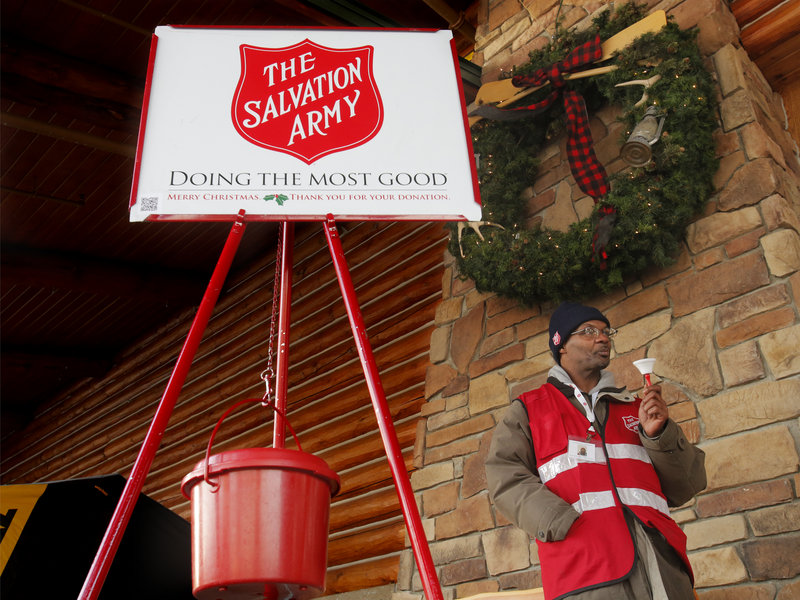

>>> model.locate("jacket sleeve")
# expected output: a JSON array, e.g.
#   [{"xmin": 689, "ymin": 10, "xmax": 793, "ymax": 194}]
[
  {"xmin": 639, "ymin": 418, "xmax": 707, "ymax": 506},
  {"xmin": 485, "ymin": 400, "xmax": 579, "ymax": 542}
]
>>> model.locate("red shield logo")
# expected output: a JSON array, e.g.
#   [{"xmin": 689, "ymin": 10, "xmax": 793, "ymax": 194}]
[
  {"xmin": 622, "ymin": 415, "xmax": 640, "ymax": 432},
  {"xmin": 231, "ymin": 40, "xmax": 383, "ymax": 164}
]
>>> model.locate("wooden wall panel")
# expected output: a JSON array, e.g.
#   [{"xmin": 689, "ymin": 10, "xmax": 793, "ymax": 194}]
[
  {"xmin": 0, "ymin": 220, "xmax": 450, "ymax": 591},
  {"xmin": 326, "ymin": 555, "xmax": 400, "ymax": 594}
]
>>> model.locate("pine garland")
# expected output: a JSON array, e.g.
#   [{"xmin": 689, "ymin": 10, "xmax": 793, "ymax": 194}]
[{"xmin": 450, "ymin": 4, "xmax": 718, "ymax": 305}]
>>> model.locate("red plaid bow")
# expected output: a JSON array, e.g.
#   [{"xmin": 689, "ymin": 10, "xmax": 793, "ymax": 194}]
[{"xmin": 510, "ymin": 35, "xmax": 610, "ymax": 200}]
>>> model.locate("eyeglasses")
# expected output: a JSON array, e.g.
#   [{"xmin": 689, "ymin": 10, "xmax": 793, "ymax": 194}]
[{"xmin": 571, "ymin": 326, "xmax": 617, "ymax": 339}]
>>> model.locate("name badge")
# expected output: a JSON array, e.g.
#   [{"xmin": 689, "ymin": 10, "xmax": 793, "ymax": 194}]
[{"xmin": 568, "ymin": 436, "xmax": 597, "ymax": 462}]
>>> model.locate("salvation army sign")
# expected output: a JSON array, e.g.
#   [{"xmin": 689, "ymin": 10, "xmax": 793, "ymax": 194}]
[
  {"xmin": 231, "ymin": 41, "xmax": 382, "ymax": 163},
  {"xmin": 129, "ymin": 27, "xmax": 481, "ymax": 222}
]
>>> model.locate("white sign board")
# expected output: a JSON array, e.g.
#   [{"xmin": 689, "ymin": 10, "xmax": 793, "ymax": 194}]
[{"xmin": 129, "ymin": 26, "xmax": 482, "ymax": 222}]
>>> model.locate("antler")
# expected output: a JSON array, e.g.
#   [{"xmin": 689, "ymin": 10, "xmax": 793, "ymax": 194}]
[
  {"xmin": 614, "ymin": 73, "xmax": 662, "ymax": 107},
  {"xmin": 457, "ymin": 221, "xmax": 505, "ymax": 257}
]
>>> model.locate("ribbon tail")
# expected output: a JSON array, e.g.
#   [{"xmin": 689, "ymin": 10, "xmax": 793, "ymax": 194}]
[
  {"xmin": 564, "ymin": 90, "xmax": 609, "ymax": 200},
  {"xmin": 592, "ymin": 205, "xmax": 617, "ymax": 269}
]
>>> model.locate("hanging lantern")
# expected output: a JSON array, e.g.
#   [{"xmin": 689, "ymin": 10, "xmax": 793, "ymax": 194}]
[{"xmin": 620, "ymin": 106, "xmax": 666, "ymax": 167}]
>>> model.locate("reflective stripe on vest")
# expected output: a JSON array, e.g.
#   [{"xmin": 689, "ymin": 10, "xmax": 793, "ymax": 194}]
[
  {"xmin": 538, "ymin": 442, "xmax": 652, "ymax": 483},
  {"xmin": 571, "ymin": 487, "xmax": 670, "ymax": 517}
]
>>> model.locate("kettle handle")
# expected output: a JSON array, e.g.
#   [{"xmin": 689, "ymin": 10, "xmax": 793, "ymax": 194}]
[{"xmin": 203, "ymin": 397, "xmax": 303, "ymax": 491}]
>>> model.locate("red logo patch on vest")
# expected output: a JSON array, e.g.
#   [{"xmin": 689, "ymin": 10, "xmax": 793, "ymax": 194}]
[
  {"xmin": 231, "ymin": 40, "xmax": 383, "ymax": 164},
  {"xmin": 622, "ymin": 415, "xmax": 640, "ymax": 432}
]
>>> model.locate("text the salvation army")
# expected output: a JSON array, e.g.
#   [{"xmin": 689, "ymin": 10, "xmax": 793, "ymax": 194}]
[{"xmin": 240, "ymin": 51, "xmax": 363, "ymax": 146}]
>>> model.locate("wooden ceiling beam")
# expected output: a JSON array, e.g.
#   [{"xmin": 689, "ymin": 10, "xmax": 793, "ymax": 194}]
[
  {"xmin": 1, "ymin": 185, "xmax": 85, "ymax": 206},
  {"xmin": 738, "ymin": 0, "xmax": 800, "ymax": 60},
  {"xmin": 1, "ymin": 245, "xmax": 207, "ymax": 306},
  {"xmin": 301, "ymin": 0, "xmax": 398, "ymax": 27},
  {"xmin": 269, "ymin": 0, "xmax": 350, "ymax": 26},
  {"xmin": 1, "ymin": 35, "xmax": 144, "ymax": 139},
  {"xmin": 730, "ymin": 0, "xmax": 784, "ymax": 26},
  {"xmin": 0, "ymin": 110, "xmax": 136, "ymax": 157},
  {"xmin": 0, "ymin": 72, "xmax": 142, "ymax": 133},
  {"xmin": 1, "ymin": 35, "xmax": 144, "ymax": 109},
  {"xmin": 55, "ymin": 0, "xmax": 152, "ymax": 36},
  {"xmin": 755, "ymin": 34, "xmax": 800, "ymax": 89}
]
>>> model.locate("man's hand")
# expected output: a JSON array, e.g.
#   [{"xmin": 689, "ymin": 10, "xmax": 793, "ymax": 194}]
[{"xmin": 639, "ymin": 384, "xmax": 668, "ymax": 438}]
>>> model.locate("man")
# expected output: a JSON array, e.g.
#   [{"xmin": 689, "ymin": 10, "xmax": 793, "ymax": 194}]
[{"xmin": 485, "ymin": 302, "xmax": 706, "ymax": 600}]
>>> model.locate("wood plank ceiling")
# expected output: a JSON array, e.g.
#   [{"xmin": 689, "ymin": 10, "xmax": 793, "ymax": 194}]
[{"xmin": 0, "ymin": 0, "xmax": 479, "ymax": 441}]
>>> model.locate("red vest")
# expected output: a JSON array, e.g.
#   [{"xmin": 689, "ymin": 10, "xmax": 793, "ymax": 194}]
[{"xmin": 520, "ymin": 383, "xmax": 691, "ymax": 600}]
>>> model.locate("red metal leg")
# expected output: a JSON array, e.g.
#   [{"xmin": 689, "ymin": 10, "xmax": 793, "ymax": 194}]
[
  {"xmin": 323, "ymin": 217, "xmax": 443, "ymax": 600},
  {"xmin": 78, "ymin": 211, "xmax": 248, "ymax": 600},
  {"xmin": 272, "ymin": 221, "xmax": 294, "ymax": 449}
]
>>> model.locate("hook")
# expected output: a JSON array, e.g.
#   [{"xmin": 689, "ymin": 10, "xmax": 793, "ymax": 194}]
[{"xmin": 260, "ymin": 368, "xmax": 273, "ymax": 405}]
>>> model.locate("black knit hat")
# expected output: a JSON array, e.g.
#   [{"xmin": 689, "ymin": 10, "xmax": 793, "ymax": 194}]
[{"xmin": 549, "ymin": 302, "xmax": 610, "ymax": 364}]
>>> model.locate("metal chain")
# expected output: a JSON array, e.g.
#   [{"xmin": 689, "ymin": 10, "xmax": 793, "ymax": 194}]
[{"xmin": 260, "ymin": 224, "xmax": 283, "ymax": 404}]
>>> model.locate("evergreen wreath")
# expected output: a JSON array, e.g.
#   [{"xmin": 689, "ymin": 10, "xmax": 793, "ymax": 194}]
[{"xmin": 449, "ymin": 4, "xmax": 718, "ymax": 305}]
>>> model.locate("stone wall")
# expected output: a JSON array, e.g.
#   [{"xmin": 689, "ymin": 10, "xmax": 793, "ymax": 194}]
[{"xmin": 394, "ymin": 1, "xmax": 800, "ymax": 599}]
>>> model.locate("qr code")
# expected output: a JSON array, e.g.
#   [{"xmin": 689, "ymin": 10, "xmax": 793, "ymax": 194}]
[{"xmin": 140, "ymin": 197, "xmax": 159, "ymax": 212}]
